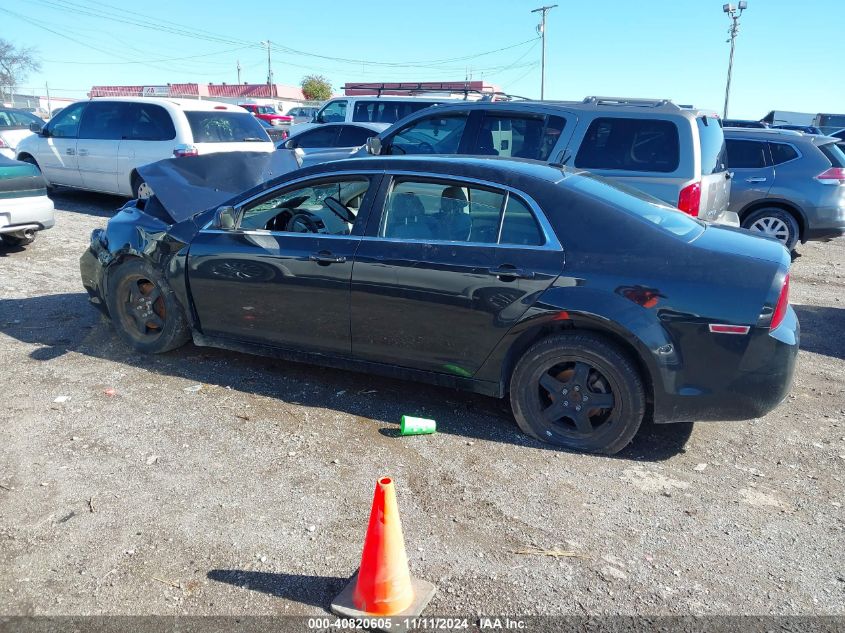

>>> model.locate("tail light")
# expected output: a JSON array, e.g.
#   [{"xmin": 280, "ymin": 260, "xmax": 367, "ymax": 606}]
[
  {"xmin": 677, "ymin": 181, "xmax": 701, "ymax": 216},
  {"xmin": 173, "ymin": 144, "xmax": 198, "ymax": 158},
  {"xmin": 770, "ymin": 273, "xmax": 790, "ymax": 331},
  {"xmin": 814, "ymin": 167, "xmax": 845, "ymax": 185},
  {"xmin": 0, "ymin": 137, "xmax": 8, "ymax": 148}
]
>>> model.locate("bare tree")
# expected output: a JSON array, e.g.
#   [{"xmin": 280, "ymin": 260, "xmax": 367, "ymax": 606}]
[{"xmin": 0, "ymin": 39, "xmax": 41, "ymax": 105}]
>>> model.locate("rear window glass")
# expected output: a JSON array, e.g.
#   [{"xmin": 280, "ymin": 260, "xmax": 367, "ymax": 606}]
[
  {"xmin": 820, "ymin": 142, "xmax": 845, "ymax": 167},
  {"xmin": 725, "ymin": 139, "xmax": 769, "ymax": 168},
  {"xmin": 185, "ymin": 111, "xmax": 270, "ymax": 143},
  {"xmin": 769, "ymin": 142, "xmax": 799, "ymax": 165},
  {"xmin": 697, "ymin": 117, "xmax": 727, "ymax": 175},
  {"xmin": 574, "ymin": 117, "xmax": 680, "ymax": 173},
  {"xmin": 0, "ymin": 109, "xmax": 42, "ymax": 128},
  {"xmin": 352, "ymin": 100, "xmax": 440, "ymax": 124},
  {"xmin": 568, "ymin": 173, "xmax": 704, "ymax": 240}
]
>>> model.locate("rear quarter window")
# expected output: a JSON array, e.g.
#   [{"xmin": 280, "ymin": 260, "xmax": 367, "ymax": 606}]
[
  {"xmin": 575, "ymin": 117, "xmax": 680, "ymax": 173},
  {"xmin": 697, "ymin": 116, "xmax": 727, "ymax": 174},
  {"xmin": 819, "ymin": 142, "xmax": 845, "ymax": 167},
  {"xmin": 185, "ymin": 111, "xmax": 269, "ymax": 143}
]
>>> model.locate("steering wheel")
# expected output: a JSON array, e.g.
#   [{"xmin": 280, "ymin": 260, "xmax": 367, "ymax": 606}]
[{"xmin": 286, "ymin": 212, "xmax": 320, "ymax": 233}]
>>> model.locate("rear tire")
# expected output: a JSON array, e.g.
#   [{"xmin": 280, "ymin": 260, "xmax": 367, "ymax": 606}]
[
  {"xmin": 741, "ymin": 207, "xmax": 799, "ymax": 250},
  {"xmin": 131, "ymin": 173, "xmax": 154, "ymax": 200},
  {"xmin": 105, "ymin": 258, "xmax": 190, "ymax": 354},
  {"xmin": 509, "ymin": 332, "xmax": 646, "ymax": 454}
]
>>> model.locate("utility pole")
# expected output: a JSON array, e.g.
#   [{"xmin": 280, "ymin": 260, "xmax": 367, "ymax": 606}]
[
  {"xmin": 722, "ymin": 2, "xmax": 748, "ymax": 119},
  {"xmin": 45, "ymin": 82, "xmax": 51, "ymax": 118},
  {"xmin": 237, "ymin": 59, "xmax": 242, "ymax": 84},
  {"xmin": 261, "ymin": 40, "xmax": 273, "ymax": 87},
  {"xmin": 531, "ymin": 4, "xmax": 557, "ymax": 100}
]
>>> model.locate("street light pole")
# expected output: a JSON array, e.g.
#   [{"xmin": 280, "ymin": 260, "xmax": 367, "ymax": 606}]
[
  {"xmin": 722, "ymin": 2, "xmax": 748, "ymax": 120},
  {"xmin": 262, "ymin": 40, "xmax": 273, "ymax": 87},
  {"xmin": 531, "ymin": 4, "xmax": 557, "ymax": 100}
]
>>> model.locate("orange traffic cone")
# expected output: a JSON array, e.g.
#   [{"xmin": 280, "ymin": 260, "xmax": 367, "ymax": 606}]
[{"xmin": 331, "ymin": 477, "xmax": 436, "ymax": 626}]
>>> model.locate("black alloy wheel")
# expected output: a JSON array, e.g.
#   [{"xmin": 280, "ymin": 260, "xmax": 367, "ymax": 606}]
[{"xmin": 510, "ymin": 333, "xmax": 646, "ymax": 454}]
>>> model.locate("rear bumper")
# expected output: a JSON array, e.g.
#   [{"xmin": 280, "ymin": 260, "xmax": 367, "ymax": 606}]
[
  {"xmin": 711, "ymin": 210, "xmax": 740, "ymax": 227},
  {"xmin": 654, "ymin": 307, "xmax": 799, "ymax": 423},
  {"xmin": 0, "ymin": 194, "xmax": 55, "ymax": 233}
]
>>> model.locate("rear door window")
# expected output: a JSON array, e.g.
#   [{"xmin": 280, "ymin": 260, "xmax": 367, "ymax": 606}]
[
  {"xmin": 499, "ymin": 195, "xmax": 543, "ymax": 246},
  {"xmin": 473, "ymin": 114, "xmax": 566, "ymax": 161},
  {"xmin": 697, "ymin": 116, "xmax": 727, "ymax": 174},
  {"xmin": 126, "ymin": 103, "xmax": 176, "ymax": 141},
  {"xmin": 574, "ymin": 117, "xmax": 680, "ymax": 173},
  {"xmin": 352, "ymin": 100, "xmax": 440, "ymax": 124},
  {"xmin": 387, "ymin": 114, "xmax": 468, "ymax": 155},
  {"xmin": 725, "ymin": 139, "xmax": 770, "ymax": 168},
  {"xmin": 185, "ymin": 111, "xmax": 270, "ymax": 143}
]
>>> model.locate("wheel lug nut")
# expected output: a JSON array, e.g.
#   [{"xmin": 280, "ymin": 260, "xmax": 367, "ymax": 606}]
[
  {"xmin": 575, "ymin": 405, "xmax": 581, "ymax": 411},
  {"xmin": 574, "ymin": 386, "xmax": 580, "ymax": 392},
  {"xmin": 563, "ymin": 401, "xmax": 569, "ymax": 406},
  {"xmin": 561, "ymin": 389, "xmax": 568, "ymax": 395},
  {"xmin": 583, "ymin": 396, "xmax": 589, "ymax": 402}
]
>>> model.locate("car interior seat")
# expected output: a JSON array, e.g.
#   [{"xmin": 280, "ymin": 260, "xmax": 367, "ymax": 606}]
[{"xmin": 386, "ymin": 192, "xmax": 431, "ymax": 239}]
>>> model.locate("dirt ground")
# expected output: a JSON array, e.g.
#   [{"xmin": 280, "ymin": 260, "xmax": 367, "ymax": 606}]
[{"xmin": 1, "ymin": 189, "xmax": 843, "ymax": 618}]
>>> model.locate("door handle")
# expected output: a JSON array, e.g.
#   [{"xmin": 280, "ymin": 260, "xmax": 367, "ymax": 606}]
[
  {"xmin": 745, "ymin": 177, "xmax": 767, "ymax": 183},
  {"xmin": 489, "ymin": 265, "xmax": 535, "ymax": 280},
  {"xmin": 65, "ymin": 148, "xmax": 75, "ymax": 156},
  {"xmin": 309, "ymin": 251, "xmax": 346, "ymax": 265},
  {"xmin": 77, "ymin": 148, "xmax": 89, "ymax": 157}
]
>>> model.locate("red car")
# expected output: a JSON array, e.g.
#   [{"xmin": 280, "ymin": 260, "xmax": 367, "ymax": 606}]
[{"xmin": 238, "ymin": 103, "xmax": 293, "ymax": 127}]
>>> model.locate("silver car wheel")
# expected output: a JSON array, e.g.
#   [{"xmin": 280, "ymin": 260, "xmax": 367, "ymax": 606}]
[
  {"xmin": 749, "ymin": 216, "xmax": 790, "ymax": 244},
  {"xmin": 136, "ymin": 181, "xmax": 154, "ymax": 200}
]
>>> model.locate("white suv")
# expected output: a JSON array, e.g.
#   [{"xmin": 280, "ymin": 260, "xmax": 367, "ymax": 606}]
[{"xmin": 16, "ymin": 97, "xmax": 275, "ymax": 198}]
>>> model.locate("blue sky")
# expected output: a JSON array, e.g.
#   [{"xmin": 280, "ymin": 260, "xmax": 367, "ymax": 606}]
[{"xmin": 3, "ymin": 0, "xmax": 843, "ymax": 119}]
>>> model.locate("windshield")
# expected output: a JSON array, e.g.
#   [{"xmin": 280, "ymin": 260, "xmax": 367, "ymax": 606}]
[
  {"xmin": 568, "ymin": 172, "xmax": 705, "ymax": 240},
  {"xmin": 185, "ymin": 111, "xmax": 270, "ymax": 143}
]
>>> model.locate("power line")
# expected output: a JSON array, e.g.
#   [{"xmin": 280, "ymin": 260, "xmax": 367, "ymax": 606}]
[{"xmin": 43, "ymin": 45, "xmax": 253, "ymax": 66}]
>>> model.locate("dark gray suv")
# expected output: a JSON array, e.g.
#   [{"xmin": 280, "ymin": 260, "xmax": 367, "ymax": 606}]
[{"xmin": 724, "ymin": 128, "xmax": 845, "ymax": 249}]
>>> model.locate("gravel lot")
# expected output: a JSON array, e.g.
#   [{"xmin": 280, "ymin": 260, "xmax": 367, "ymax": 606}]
[{"xmin": 1, "ymin": 190, "xmax": 844, "ymax": 618}]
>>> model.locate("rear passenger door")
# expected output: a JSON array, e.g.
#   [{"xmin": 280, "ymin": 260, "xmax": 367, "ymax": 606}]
[
  {"xmin": 725, "ymin": 138, "xmax": 774, "ymax": 212},
  {"xmin": 466, "ymin": 111, "xmax": 574, "ymax": 161},
  {"xmin": 119, "ymin": 103, "xmax": 177, "ymax": 196},
  {"xmin": 350, "ymin": 174, "xmax": 564, "ymax": 377}
]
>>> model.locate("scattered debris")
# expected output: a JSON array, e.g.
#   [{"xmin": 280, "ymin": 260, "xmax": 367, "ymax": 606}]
[
  {"xmin": 693, "ymin": 463, "xmax": 708, "ymax": 472},
  {"xmin": 88, "ymin": 497, "xmax": 96, "ymax": 513},
  {"xmin": 511, "ymin": 546, "xmax": 586, "ymax": 559},
  {"xmin": 58, "ymin": 511, "xmax": 76, "ymax": 524},
  {"xmin": 53, "ymin": 395, "xmax": 70, "ymax": 403},
  {"xmin": 306, "ymin": 524, "xmax": 316, "ymax": 532},
  {"xmin": 400, "ymin": 415, "xmax": 437, "ymax": 436},
  {"xmin": 71, "ymin": 436, "xmax": 81, "ymax": 442},
  {"xmin": 103, "ymin": 388, "xmax": 117, "ymax": 396},
  {"xmin": 183, "ymin": 384, "xmax": 202, "ymax": 393},
  {"xmin": 600, "ymin": 565, "xmax": 628, "ymax": 581},
  {"xmin": 40, "ymin": 482, "xmax": 49, "ymax": 487},
  {"xmin": 331, "ymin": 459, "xmax": 339, "ymax": 464},
  {"xmin": 145, "ymin": 455, "xmax": 159, "ymax": 466},
  {"xmin": 151, "ymin": 575, "xmax": 180, "ymax": 589},
  {"xmin": 0, "ymin": 483, "xmax": 12, "ymax": 491},
  {"xmin": 236, "ymin": 413, "xmax": 250, "ymax": 421}
]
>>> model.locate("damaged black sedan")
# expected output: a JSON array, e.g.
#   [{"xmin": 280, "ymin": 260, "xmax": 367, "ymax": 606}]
[{"xmin": 80, "ymin": 152, "xmax": 798, "ymax": 454}]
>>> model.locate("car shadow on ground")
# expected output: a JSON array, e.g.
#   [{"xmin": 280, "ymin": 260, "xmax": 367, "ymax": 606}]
[
  {"xmin": 206, "ymin": 570, "xmax": 345, "ymax": 608},
  {"xmin": 0, "ymin": 291, "xmax": 694, "ymax": 461},
  {"xmin": 794, "ymin": 304, "xmax": 845, "ymax": 361},
  {"xmin": 50, "ymin": 189, "xmax": 126, "ymax": 218},
  {"xmin": 0, "ymin": 242, "xmax": 27, "ymax": 257}
]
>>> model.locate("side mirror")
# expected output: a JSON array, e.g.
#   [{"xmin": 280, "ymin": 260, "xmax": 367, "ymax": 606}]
[
  {"xmin": 214, "ymin": 206, "xmax": 237, "ymax": 230},
  {"xmin": 284, "ymin": 138, "xmax": 297, "ymax": 150},
  {"xmin": 29, "ymin": 121, "xmax": 44, "ymax": 134},
  {"xmin": 366, "ymin": 136, "xmax": 382, "ymax": 155}
]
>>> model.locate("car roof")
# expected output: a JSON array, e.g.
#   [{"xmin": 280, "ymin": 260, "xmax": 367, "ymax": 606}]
[
  {"xmin": 303, "ymin": 154, "xmax": 571, "ymax": 184},
  {"xmin": 87, "ymin": 97, "xmax": 248, "ymax": 112},
  {"xmin": 723, "ymin": 127, "xmax": 841, "ymax": 145},
  {"xmin": 395, "ymin": 97, "xmax": 710, "ymax": 120}
]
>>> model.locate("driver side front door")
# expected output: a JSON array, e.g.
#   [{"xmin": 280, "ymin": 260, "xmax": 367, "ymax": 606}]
[{"xmin": 187, "ymin": 173, "xmax": 382, "ymax": 354}]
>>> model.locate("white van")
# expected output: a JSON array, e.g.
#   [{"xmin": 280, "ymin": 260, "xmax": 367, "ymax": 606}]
[{"xmin": 16, "ymin": 98, "xmax": 275, "ymax": 198}]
